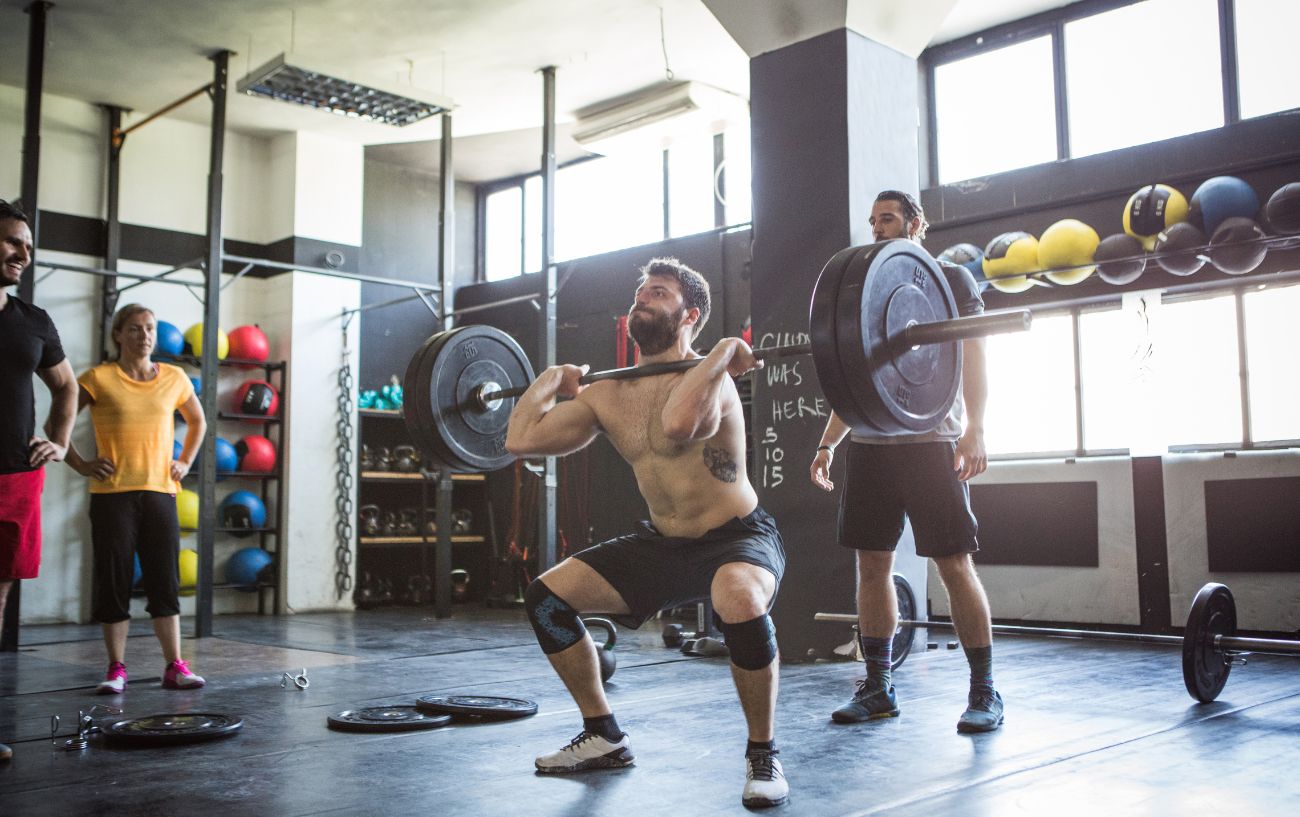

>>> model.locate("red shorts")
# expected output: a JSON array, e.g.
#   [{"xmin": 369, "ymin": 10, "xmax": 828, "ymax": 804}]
[{"xmin": 0, "ymin": 468, "xmax": 45, "ymax": 580}]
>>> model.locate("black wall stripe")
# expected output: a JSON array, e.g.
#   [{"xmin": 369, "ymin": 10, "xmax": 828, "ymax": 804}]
[
  {"xmin": 1205, "ymin": 476, "xmax": 1300, "ymax": 573},
  {"xmin": 970, "ymin": 481, "xmax": 1099, "ymax": 567},
  {"xmin": 1132, "ymin": 456, "xmax": 1173, "ymax": 631}
]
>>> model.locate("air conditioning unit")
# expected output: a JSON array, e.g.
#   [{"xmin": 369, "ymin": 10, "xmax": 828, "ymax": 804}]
[{"xmin": 572, "ymin": 81, "xmax": 748, "ymax": 155}]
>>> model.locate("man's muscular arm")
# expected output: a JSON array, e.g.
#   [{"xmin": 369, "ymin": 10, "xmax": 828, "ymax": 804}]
[
  {"xmin": 661, "ymin": 338, "xmax": 761, "ymax": 441},
  {"xmin": 505, "ymin": 364, "xmax": 602, "ymax": 457}
]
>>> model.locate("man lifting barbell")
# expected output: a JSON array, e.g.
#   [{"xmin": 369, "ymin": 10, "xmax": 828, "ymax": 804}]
[
  {"xmin": 506, "ymin": 258, "xmax": 790, "ymax": 809},
  {"xmin": 810, "ymin": 190, "xmax": 1004, "ymax": 734}
]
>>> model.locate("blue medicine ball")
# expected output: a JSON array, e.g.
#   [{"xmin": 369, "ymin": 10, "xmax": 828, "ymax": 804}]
[
  {"xmin": 219, "ymin": 490, "xmax": 266, "ymax": 537},
  {"xmin": 155, "ymin": 321, "xmax": 185, "ymax": 358},
  {"xmin": 1189, "ymin": 176, "xmax": 1260, "ymax": 236},
  {"xmin": 938, "ymin": 242, "xmax": 989, "ymax": 290},
  {"xmin": 190, "ymin": 376, "xmax": 201, "ymax": 396},
  {"xmin": 173, "ymin": 439, "xmax": 183, "ymax": 460},
  {"xmin": 133, "ymin": 554, "xmax": 143, "ymax": 588},
  {"xmin": 225, "ymin": 546, "xmax": 274, "ymax": 590},
  {"xmin": 215, "ymin": 437, "xmax": 239, "ymax": 478}
]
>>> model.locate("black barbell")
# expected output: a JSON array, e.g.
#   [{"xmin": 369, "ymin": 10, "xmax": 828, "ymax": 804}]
[{"xmin": 403, "ymin": 240, "xmax": 1032, "ymax": 473}]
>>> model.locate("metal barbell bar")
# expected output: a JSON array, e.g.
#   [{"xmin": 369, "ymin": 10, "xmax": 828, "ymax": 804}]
[{"xmin": 474, "ymin": 309, "xmax": 1032, "ymax": 408}]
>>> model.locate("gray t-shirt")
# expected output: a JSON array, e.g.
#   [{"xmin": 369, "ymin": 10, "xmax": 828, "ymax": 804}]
[{"xmin": 849, "ymin": 258, "xmax": 984, "ymax": 445}]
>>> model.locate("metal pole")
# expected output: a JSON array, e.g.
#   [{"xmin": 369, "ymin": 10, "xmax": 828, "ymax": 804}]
[
  {"xmin": 101, "ymin": 106, "xmax": 125, "ymax": 362},
  {"xmin": 18, "ymin": 0, "xmax": 51, "ymax": 303},
  {"xmin": 196, "ymin": 51, "xmax": 230, "ymax": 638},
  {"xmin": 538, "ymin": 66, "xmax": 558, "ymax": 572},
  {"xmin": 436, "ymin": 110, "xmax": 456, "ymax": 617}
]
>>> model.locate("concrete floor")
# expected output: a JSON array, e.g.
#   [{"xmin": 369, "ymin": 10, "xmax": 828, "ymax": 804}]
[{"xmin": 2, "ymin": 607, "xmax": 1298, "ymax": 816}]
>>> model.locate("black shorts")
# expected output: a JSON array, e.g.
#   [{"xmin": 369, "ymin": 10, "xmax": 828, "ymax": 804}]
[
  {"xmin": 572, "ymin": 506, "xmax": 786, "ymax": 629},
  {"xmin": 838, "ymin": 441, "xmax": 978, "ymax": 558},
  {"xmin": 90, "ymin": 491, "xmax": 181, "ymax": 622}
]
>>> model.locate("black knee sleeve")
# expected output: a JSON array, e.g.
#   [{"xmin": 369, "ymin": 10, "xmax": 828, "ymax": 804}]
[
  {"xmin": 720, "ymin": 613, "xmax": 777, "ymax": 670},
  {"xmin": 524, "ymin": 579, "xmax": 587, "ymax": 655}
]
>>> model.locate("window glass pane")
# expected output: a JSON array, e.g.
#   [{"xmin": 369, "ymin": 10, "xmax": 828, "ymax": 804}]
[
  {"xmin": 1066, "ymin": 0, "xmax": 1222, "ymax": 158},
  {"xmin": 1157, "ymin": 294, "xmax": 1241, "ymax": 446},
  {"xmin": 484, "ymin": 185, "xmax": 521, "ymax": 281},
  {"xmin": 1244, "ymin": 283, "xmax": 1300, "ymax": 442},
  {"xmin": 984, "ymin": 312, "xmax": 1077, "ymax": 456},
  {"xmin": 934, "ymin": 37, "xmax": 1057, "ymax": 183},
  {"xmin": 668, "ymin": 135, "xmax": 716, "ymax": 237},
  {"xmin": 555, "ymin": 154, "xmax": 663, "ymax": 262},
  {"xmin": 1078, "ymin": 307, "xmax": 1134, "ymax": 452},
  {"xmin": 722, "ymin": 120, "xmax": 752, "ymax": 226},
  {"xmin": 523, "ymin": 176, "xmax": 541, "ymax": 274},
  {"xmin": 1235, "ymin": 0, "xmax": 1300, "ymax": 118}
]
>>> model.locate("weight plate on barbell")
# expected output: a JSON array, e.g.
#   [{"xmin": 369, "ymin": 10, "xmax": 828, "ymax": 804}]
[
  {"xmin": 414, "ymin": 695, "xmax": 539, "ymax": 721},
  {"xmin": 892, "ymin": 573, "xmax": 917, "ymax": 671},
  {"xmin": 327, "ymin": 706, "xmax": 453, "ymax": 733},
  {"xmin": 102, "ymin": 713, "xmax": 244, "ymax": 746},
  {"xmin": 1183, "ymin": 582, "xmax": 1236, "ymax": 703},
  {"xmin": 809, "ymin": 244, "xmax": 878, "ymax": 433},
  {"xmin": 404, "ymin": 331, "xmax": 452, "ymax": 469},
  {"xmin": 844, "ymin": 241, "xmax": 960, "ymax": 435}
]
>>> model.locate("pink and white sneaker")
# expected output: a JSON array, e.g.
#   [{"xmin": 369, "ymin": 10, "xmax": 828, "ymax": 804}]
[
  {"xmin": 162, "ymin": 659, "xmax": 205, "ymax": 689},
  {"xmin": 97, "ymin": 661, "xmax": 127, "ymax": 695}
]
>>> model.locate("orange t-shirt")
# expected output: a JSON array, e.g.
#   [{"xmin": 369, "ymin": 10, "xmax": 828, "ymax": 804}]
[{"xmin": 77, "ymin": 362, "xmax": 194, "ymax": 495}]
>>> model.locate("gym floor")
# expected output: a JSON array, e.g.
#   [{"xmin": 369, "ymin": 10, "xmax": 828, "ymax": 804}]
[{"xmin": 1, "ymin": 608, "xmax": 1297, "ymax": 816}]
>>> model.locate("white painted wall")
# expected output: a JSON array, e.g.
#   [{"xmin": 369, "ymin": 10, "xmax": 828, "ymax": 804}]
[{"xmin": 292, "ymin": 131, "xmax": 364, "ymax": 247}]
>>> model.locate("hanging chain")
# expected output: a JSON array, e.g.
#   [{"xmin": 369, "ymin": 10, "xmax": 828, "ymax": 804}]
[{"xmin": 334, "ymin": 317, "xmax": 356, "ymax": 598}]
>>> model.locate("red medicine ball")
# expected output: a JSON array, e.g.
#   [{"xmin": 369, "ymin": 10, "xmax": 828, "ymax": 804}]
[
  {"xmin": 235, "ymin": 380, "xmax": 280, "ymax": 419},
  {"xmin": 227, "ymin": 325, "xmax": 270, "ymax": 365},
  {"xmin": 235, "ymin": 435, "xmax": 277, "ymax": 472}
]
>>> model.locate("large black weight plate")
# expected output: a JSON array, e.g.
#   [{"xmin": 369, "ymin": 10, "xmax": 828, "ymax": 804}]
[
  {"xmin": 810, "ymin": 245, "xmax": 879, "ymax": 433},
  {"xmin": 892, "ymin": 573, "xmax": 916, "ymax": 671},
  {"xmin": 405, "ymin": 325, "xmax": 535, "ymax": 472},
  {"xmin": 103, "ymin": 713, "xmax": 243, "ymax": 746},
  {"xmin": 1183, "ymin": 582, "xmax": 1236, "ymax": 703},
  {"xmin": 812, "ymin": 240, "xmax": 961, "ymax": 435},
  {"xmin": 327, "ymin": 706, "xmax": 453, "ymax": 733},
  {"xmin": 414, "ymin": 695, "xmax": 539, "ymax": 721}
]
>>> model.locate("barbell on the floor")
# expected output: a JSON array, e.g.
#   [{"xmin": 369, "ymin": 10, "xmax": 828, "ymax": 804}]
[
  {"xmin": 815, "ymin": 579, "xmax": 1300, "ymax": 703},
  {"xmin": 403, "ymin": 240, "xmax": 1031, "ymax": 473}
]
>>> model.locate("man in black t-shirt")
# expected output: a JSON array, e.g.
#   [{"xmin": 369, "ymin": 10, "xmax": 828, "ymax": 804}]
[
  {"xmin": 0, "ymin": 200, "xmax": 78, "ymax": 761},
  {"xmin": 810, "ymin": 190, "xmax": 1004, "ymax": 735}
]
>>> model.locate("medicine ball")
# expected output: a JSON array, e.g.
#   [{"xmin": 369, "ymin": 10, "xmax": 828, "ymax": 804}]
[
  {"xmin": 1123, "ymin": 184, "xmax": 1188, "ymax": 250},
  {"xmin": 219, "ymin": 490, "xmax": 267, "ymax": 537},
  {"xmin": 982, "ymin": 231, "xmax": 1039, "ymax": 293},
  {"xmin": 1153, "ymin": 222, "xmax": 1206, "ymax": 276},
  {"xmin": 155, "ymin": 321, "xmax": 185, "ymax": 358},
  {"xmin": 1094, "ymin": 234, "xmax": 1147, "ymax": 285},
  {"xmin": 236, "ymin": 435, "xmax": 277, "ymax": 473},
  {"xmin": 1189, "ymin": 176, "xmax": 1259, "ymax": 236},
  {"xmin": 173, "ymin": 439, "xmax": 183, "ymax": 461},
  {"xmin": 1264, "ymin": 182, "xmax": 1300, "ymax": 235},
  {"xmin": 189, "ymin": 375, "xmax": 201, "ymax": 396},
  {"xmin": 227, "ymin": 325, "xmax": 270, "ymax": 365},
  {"xmin": 235, "ymin": 380, "xmax": 280, "ymax": 418},
  {"xmin": 133, "ymin": 554, "xmax": 143, "ymax": 588},
  {"xmin": 225, "ymin": 546, "xmax": 274, "ymax": 590},
  {"xmin": 215, "ymin": 437, "xmax": 239, "ymax": 477},
  {"xmin": 176, "ymin": 489, "xmax": 200, "ymax": 529},
  {"xmin": 939, "ymin": 243, "xmax": 989, "ymax": 290},
  {"xmin": 183, "ymin": 323, "xmax": 229, "ymax": 360},
  {"xmin": 1039, "ymin": 219, "xmax": 1099, "ymax": 285},
  {"xmin": 1208, "ymin": 217, "xmax": 1267, "ymax": 275},
  {"xmin": 178, "ymin": 548, "xmax": 198, "ymax": 596}
]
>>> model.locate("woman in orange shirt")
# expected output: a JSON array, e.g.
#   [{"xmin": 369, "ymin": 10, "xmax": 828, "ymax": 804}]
[{"xmin": 64, "ymin": 304, "xmax": 208, "ymax": 693}]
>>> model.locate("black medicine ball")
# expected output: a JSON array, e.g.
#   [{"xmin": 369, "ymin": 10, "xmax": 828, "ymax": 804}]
[
  {"xmin": 1153, "ymin": 222, "xmax": 1206, "ymax": 276},
  {"xmin": 1094, "ymin": 234, "xmax": 1147, "ymax": 285},
  {"xmin": 1264, "ymin": 182, "xmax": 1300, "ymax": 235},
  {"xmin": 1208, "ymin": 217, "xmax": 1267, "ymax": 275}
]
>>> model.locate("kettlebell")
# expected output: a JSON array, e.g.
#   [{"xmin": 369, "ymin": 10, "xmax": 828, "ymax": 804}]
[
  {"xmin": 450, "ymin": 568, "xmax": 471, "ymax": 603},
  {"xmin": 392, "ymin": 445, "xmax": 420, "ymax": 473},
  {"xmin": 583, "ymin": 617, "xmax": 618, "ymax": 683}
]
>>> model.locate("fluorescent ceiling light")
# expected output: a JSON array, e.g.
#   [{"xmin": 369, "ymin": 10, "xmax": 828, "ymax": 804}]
[
  {"xmin": 237, "ymin": 53, "xmax": 453, "ymax": 127},
  {"xmin": 572, "ymin": 81, "xmax": 748, "ymax": 155}
]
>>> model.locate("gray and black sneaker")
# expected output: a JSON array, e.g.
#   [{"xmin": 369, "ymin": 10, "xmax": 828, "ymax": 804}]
[
  {"xmin": 535, "ymin": 730, "xmax": 635, "ymax": 773},
  {"xmin": 830, "ymin": 680, "xmax": 900, "ymax": 724},
  {"xmin": 957, "ymin": 687, "xmax": 1004, "ymax": 733},
  {"xmin": 742, "ymin": 750, "xmax": 789, "ymax": 808}
]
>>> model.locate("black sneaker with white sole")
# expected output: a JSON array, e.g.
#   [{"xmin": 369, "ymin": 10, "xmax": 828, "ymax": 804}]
[
  {"xmin": 535, "ymin": 730, "xmax": 635, "ymax": 773},
  {"xmin": 742, "ymin": 750, "xmax": 789, "ymax": 808}
]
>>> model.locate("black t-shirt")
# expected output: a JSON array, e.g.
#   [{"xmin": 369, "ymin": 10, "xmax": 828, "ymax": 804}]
[
  {"xmin": 0, "ymin": 295, "xmax": 66, "ymax": 474},
  {"xmin": 939, "ymin": 259, "xmax": 986, "ymax": 319}
]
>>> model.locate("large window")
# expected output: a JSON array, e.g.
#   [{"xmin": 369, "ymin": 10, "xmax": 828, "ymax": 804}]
[
  {"xmin": 483, "ymin": 185, "xmax": 522, "ymax": 282},
  {"xmin": 1157, "ymin": 294, "xmax": 1242, "ymax": 448},
  {"xmin": 933, "ymin": 37, "xmax": 1058, "ymax": 183},
  {"xmin": 1077, "ymin": 306, "xmax": 1135, "ymax": 452},
  {"xmin": 1244, "ymin": 283, "xmax": 1300, "ymax": 442},
  {"xmin": 1065, "ymin": 0, "xmax": 1223, "ymax": 158},
  {"xmin": 1235, "ymin": 0, "xmax": 1300, "ymax": 119},
  {"xmin": 555, "ymin": 153, "xmax": 664, "ymax": 262},
  {"xmin": 983, "ymin": 312, "xmax": 1078, "ymax": 456}
]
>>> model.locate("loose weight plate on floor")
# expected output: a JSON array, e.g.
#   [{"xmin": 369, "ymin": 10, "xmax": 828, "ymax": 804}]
[
  {"xmin": 414, "ymin": 695, "xmax": 539, "ymax": 721},
  {"xmin": 327, "ymin": 706, "xmax": 453, "ymax": 733},
  {"xmin": 102, "ymin": 713, "xmax": 243, "ymax": 746},
  {"xmin": 1183, "ymin": 582, "xmax": 1236, "ymax": 703}
]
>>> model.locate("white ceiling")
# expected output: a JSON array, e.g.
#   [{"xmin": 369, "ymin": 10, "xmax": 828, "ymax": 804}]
[{"xmin": 0, "ymin": 0, "xmax": 1071, "ymax": 182}]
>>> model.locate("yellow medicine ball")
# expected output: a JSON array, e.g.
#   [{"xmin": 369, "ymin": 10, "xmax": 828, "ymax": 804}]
[
  {"xmin": 183, "ymin": 323, "xmax": 229, "ymax": 360},
  {"xmin": 982, "ymin": 231, "xmax": 1039, "ymax": 293},
  {"xmin": 176, "ymin": 489, "xmax": 200, "ymax": 530},
  {"xmin": 1123, "ymin": 184, "xmax": 1188, "ymax": 251},
  {"xmin": 178, "ymin": 548, "xmax": 198, "ymax": 595},
  {"xmin": 1039, "ymin": 219, "xmax": 1100, "ymax": 285}
]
